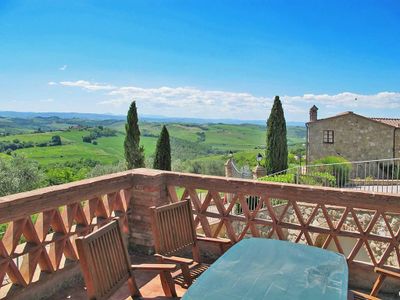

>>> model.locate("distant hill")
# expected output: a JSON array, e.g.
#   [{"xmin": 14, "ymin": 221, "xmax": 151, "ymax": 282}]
[
  {"xmin": 0, "ymin": 121, "xmax": 306, "ymax": 167},
  {"xmin": 0, "ymin": 115, "xmax": 123, "ymax": 135},
  {"xmin": 0, "ymin": 111, "xmax": 305, "ymax": 127},
  {"xmin": 0, "ymin": 111, "xmax": 125, "ymax": 121}
]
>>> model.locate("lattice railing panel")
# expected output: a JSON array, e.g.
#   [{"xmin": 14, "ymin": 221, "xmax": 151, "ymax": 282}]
[
  {"xmin": 168, "ymin": 184, "xmax": 400, "ymax": 272},
  {"xmin": 0, "ymin": 188, "xmax": 131, "ymax": 297}
]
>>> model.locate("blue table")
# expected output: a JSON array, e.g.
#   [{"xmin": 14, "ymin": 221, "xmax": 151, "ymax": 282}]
[{"xmin": 183, "ymin": 238, "xmax": 348, "ymax": 300}]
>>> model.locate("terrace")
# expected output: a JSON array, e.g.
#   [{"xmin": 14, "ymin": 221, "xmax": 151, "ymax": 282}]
[{"xmin": 0, "ymin": 168, "xmax": 399, "ymax": 299}]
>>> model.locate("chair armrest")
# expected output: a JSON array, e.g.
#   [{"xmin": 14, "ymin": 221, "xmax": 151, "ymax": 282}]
[
  {"xmin": 197, "ymin": 236, "xmax": 231, "ymax": 245},
  {"xmin": 133, "ymin": 263, "xmax": 178, "ymax": 297},
  {"xmin": 374, "ymin": 267, "xmax": 400, "ymax": 280},
  {"xmin": 349, "ymin": 290, "xmax": 380, "ymax": 300},
  {"xmin": 154, "ymin": 253, "xmax": 193, "ymax": 265},
  {"xmin": 131, "ymin": 263, "xmax": 176, "ymax": 271}
]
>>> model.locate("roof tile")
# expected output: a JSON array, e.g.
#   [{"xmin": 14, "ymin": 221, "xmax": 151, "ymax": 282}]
[{"xmin": 370, "ymin": 118, "xmax": 400, "ymax": 128}]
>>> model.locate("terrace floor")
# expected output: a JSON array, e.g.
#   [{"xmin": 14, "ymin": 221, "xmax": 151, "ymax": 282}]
[{"xmin": 50, "ymin": 253, "xmax": 188, "ymax": 300}]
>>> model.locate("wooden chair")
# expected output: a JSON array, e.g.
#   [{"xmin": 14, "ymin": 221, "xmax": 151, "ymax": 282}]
[
  {"xmin": 76, "ymin": 219, "xmax": 178, "ymax": 300},
  {"xmin": 150, "ymin": 200, "xmax": 231, "ymax": 287},
  {"xmin": 350, "ymin": 267, "xmax": 400, "ymax": 300}
]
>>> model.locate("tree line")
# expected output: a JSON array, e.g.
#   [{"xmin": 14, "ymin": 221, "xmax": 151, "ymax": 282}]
[
  {"xmin": 82, "ymin": 126, "xmax": 117, "ymax": 144},
  {"xmin": 0, "ymin": 135, "xmax": 62, "ymax": 154}
]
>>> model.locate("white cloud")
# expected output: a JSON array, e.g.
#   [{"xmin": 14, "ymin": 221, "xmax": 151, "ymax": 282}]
[
  {"xmin": 105, "ymin": 86, "xmax": 269, "ymax": 109},
  {"xmin": 59, "ymin": 80, "xmax": 116, "ymax": 91},
  {"xmin": 100, "ymin": 85, "xmax": 274, "ymax": 119},
  {"xmin": 48, "ymin": 81, "xmax": 57, "ymax": 86},
  {"xmin": 59, "ymin": 65, "xmax": 67, "ymax": 71},
  {"xmin": 284, "ymin": 91, "xmax": 400, "ymax": 109},
  {"xmin": 50, "ymin": 79, "xmax": 400, "ymax": 120}
]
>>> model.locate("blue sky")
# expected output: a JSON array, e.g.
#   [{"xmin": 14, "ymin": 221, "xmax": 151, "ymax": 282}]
[{"xmin": 0, "ymin": 0, "xmax": 399, "ymax": 121}]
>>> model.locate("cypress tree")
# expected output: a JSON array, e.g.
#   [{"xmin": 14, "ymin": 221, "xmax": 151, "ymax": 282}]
[
  {"xmin": 266, "ymin": 96, "xmax": 288, "ymax": 174},
  {"xmin": 124, "ymin": 101, "xmax": 145, "ymax": 169},
  {"xmin": 153, "ymin": 125, "xmax": 171, "ymax": 171}
]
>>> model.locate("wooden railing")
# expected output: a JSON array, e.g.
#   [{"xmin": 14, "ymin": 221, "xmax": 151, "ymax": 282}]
[
  {"xmin": 1, "ymin": 168, "xmax": 400, "ymax": 298},
  {"xmin": 0, "ymin": 171, "xmax": 133, "ymax": 298},
  {"xmin": 164, "ymin": 172, "xmax": 400, "ymax": 273}
]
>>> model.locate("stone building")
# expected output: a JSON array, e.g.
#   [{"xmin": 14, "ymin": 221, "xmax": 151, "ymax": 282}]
[{"xmin": 306, "ymin": 106, "xmax": 400, "ymax": 164}]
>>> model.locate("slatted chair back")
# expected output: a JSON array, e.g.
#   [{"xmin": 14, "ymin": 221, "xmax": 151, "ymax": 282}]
[
  {"xmin": 76, "ymin": 219, "xmax": 139, "ymax": 300},
  {"xmin": 150, "ymin": 200, "xmax": 197, "ymax": 256}
]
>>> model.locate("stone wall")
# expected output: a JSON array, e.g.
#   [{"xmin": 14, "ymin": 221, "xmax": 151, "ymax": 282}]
[
  {"xmin": 308, "ymin": 113, "xmax": 395, "ymax": 163},
  {"xmin": 395, "ymin": 128, "xmax": 400, "ymax": 158}
]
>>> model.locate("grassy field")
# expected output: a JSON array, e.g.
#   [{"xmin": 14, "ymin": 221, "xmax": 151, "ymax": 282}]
[
  {"xmin": 1, "ymin": 132, "xmax": 157, "ymax": 166},
  {"xmin": 0, "ymin": 122, "xmax": 305, "ymax": 168}
]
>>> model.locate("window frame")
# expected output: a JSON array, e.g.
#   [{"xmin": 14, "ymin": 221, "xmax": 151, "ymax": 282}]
[{"xmin": 323, "ymin": 130, "xmax": 334, "ymax": 144}]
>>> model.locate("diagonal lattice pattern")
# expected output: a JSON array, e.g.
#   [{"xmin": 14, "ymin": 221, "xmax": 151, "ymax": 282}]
[
  {"xmin": 167, "ymin": 186, "xmax": 400, "ymax": 271},
  {"xmin": 0, "ymin": 189, "xmax": 131, "ymax": 297}
]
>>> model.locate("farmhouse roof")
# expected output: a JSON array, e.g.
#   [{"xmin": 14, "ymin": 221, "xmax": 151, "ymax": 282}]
[
  {"xmin": 307, "ymin": 111, "xmax": 400, "ymax": 128},
  {"xmin": 370, "ymin": 118, "xmax": 400, "ymax": 128}
]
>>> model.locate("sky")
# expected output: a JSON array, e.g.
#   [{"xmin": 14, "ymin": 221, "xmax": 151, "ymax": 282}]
[{"xmin": 0, "ymin": 0, "xmax": 400, "ymax": 121}]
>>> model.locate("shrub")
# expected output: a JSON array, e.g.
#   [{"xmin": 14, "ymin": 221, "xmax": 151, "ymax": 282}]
[
  {"xmin": 46, "ymin": 166, "xmax": 91, "ymax": 185},
  {"xmin": 89, "ymin": 127, "xmax": 117, "ymax": 139},
  {"xmin": 82, "ymin": 136, "xmax": 92, "ymax": 143},
  {"xmin": 0, "ymin": 155, "xmax": 44, "ymax": 196},
  {"xmin": 36, "ymin": 142, "xmax": 48, "ymax": 147},
  {"xmin": 196, "ymin": 131, "xmax": 206, "ymax": 142},
  {"xmin": 312, "ymin": 156, "xmax": 351, "ymax": 186},
  {"xmin": 49, "ymin": 135, "xmax": 62, "ymax": 146},
  {"xmin": 174, "ymin": 160, "xmax": 225, "ymax": 176},
  {"xmin": 88, "ymin": 161, "xmax": 126, "ymax": 178},
  {"xmin": 259, "ymin": 173, "xmax": 295, "ymax": 183},
  {"xmin": 24, "ymin": 141, "xmax": 34, "ymax": 148},
  {"xmin": 46, "ymin": 168, "xmax": 75, "ymax": 185},
  {"xmin": 186, "ymin": 160, "xmax": 225, "ymax": 176},
  {"xmin": 288, "ymin": 153, "xmax": 297, "ymax": 165},
  {"xmin": 365, "ymin": 176, "xmax": 374, "ymax": 183},
  {"xmin": 259, "ymin": 171, "xmax": 336, "ymax": 187},
  {"xmin": 44, "ymin": 159, "xmax": 100, "ymax": 185},
  {"xmin": 0, "ymin": 140, "xmax": 40, "ymax": 152},
  {"xmin": 299, "ymin": 172, "xmax": 336, "ymax": 187}
]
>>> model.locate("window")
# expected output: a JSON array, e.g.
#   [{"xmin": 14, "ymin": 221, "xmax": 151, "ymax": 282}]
[{"xmin": 323, "ymin": 130, "xmax": 334, "ymax": 144}]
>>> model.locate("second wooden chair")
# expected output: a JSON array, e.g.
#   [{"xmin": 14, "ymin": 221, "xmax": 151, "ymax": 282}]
[{"xmin": 150, "ymin": 200, "xmax": 231, "ymax": 287}]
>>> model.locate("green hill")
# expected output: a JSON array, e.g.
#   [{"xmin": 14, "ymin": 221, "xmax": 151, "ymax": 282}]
[{"xmin": 0, "ymin": 118, "xmax": 306, "ymax": 173}]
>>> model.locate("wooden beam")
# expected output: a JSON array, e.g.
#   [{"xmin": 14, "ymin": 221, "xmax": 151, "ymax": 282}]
[{"xmin": 164, "ymin": 172, "xmax": 400, "ymax": 212}]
